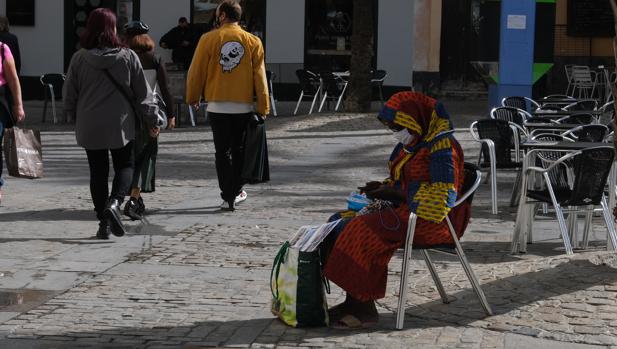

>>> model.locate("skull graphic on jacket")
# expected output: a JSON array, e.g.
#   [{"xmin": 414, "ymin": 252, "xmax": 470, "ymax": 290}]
[{"xmin": 219, "ymin": 41, "xmax": 245, "ymax": 72}]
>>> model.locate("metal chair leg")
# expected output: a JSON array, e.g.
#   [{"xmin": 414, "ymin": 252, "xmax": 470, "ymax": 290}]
[
  {"xmin": 334, "ymin": 83, "xmax": 348, "ymax": 112},
  {"xmin": 446, "ymin": 217, "xmax": 493, "ymax": 316},
  {"xmin": 567, "ymin": 210, "xmax": 579, "ymax": 249},
  {"xmin": 582, "ymin": 205, "xmax": 593, "ymax": 249},
  {"xmin": 293, "ymin": 91, "xmax": 304, "ymax": 115},
  {"xmin": 555, "ymin": 204, "xmax": 574, "ymax": 255},
  {"xmin": 309, "ymin": 93, "xmax": 319, "ymax": 115},
  {"xmin": 270, "ymin": 94, "xmax": 277, "ymax": 116},
  {"xmin": 422, "ymin": 250, "xmax": 449, "ymax": 304},
  {"xmin": 395, "ymin": 213, "xmax": 417, "ymax": 330},
  {"xmin": 318, "ymin": 92, "xmax": 328, "ymax": 113},
  {"xmin": 50, "ymin": 87, "xmax": 57, "ymax": 124},
  {"xmin": 188, "ymin": 105, "xmax": 196, "ymax": 127},
  {"xmin": 488, "ymin": 143, "xmax": 498, "ymax": 214},
  {"xmin": 601, "ymin": 196, "xmax": 617, "ymax": 251},
  {"xmin": 509, "ymin": 169, "xmax": 522, "ymax": 207},
  {"xmin": 42, "ymin": 93, "xmax": 48, "ymax": 123}
]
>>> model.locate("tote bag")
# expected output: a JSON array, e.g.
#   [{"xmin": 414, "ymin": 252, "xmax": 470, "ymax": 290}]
[
  {"xmin": 270, "ymin": 242, "xmax": 329, "ymax": 327},
  {"xmin": 242, "ymin": 114, "xmax": 270, "ymax": 184},
  {"xmin": 3, "ymin": 126, "xmax": 43, "ymax": 179}
]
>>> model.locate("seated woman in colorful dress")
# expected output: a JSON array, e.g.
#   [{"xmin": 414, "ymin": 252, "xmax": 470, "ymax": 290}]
[{"xmin": 321, "ymin": 91, "xmax": 470, "ymax": 329}]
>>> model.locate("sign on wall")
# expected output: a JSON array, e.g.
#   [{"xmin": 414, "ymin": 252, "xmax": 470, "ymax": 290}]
[{"xmin": 7, "ymin": 0, "xmax": 35, "ymax": 26}]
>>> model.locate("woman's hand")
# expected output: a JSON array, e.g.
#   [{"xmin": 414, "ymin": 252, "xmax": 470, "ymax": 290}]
[
  {"xmin": 364, "ymin": 186, "xmax": 407, "ymax": 203},
  {"xmin": 12, "ymin": 104, "xmax": 25, "ymax": 123},
  {"xmin": 149, "ymin": 127, "xmax": 160, "ymax": 138},
  {"xmin": 358, "ymin": 181, "xmax": 382, "ymax": 194},
  {"xmin": 166, "ymin": 116, "xmax": 176, "ymax": 130}
]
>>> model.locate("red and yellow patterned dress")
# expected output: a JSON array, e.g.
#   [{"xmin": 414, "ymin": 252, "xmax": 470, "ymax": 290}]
[{"xmin": 323, "ymin": 92, "xmax": 470, "ymax": 301}]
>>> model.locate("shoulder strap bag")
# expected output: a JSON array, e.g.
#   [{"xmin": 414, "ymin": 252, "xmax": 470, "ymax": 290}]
[{"xmin": 102, "ymin": 69, "xmax": 146, "ymax": 129}]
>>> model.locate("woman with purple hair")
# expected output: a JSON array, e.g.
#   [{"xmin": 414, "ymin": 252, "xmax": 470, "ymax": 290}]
[{"xmin": 63, "ymin": 8, "xmax": 160, "ymax": 239}]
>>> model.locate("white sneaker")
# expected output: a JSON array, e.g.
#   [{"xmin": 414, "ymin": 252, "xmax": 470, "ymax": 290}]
[{"xmin": 234, "ymin": 190, "xmax": 247, "ymax": 204}]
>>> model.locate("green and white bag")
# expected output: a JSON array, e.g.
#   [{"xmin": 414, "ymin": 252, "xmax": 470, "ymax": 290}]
[{"xmin": 270, "ymin": 241, "xmax": 329, "ymax": 327}]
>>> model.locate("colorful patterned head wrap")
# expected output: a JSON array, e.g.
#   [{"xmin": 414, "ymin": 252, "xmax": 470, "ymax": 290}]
[{"xmin": 378, "ymin": 92, "xmax": 453, "ymax": 143}]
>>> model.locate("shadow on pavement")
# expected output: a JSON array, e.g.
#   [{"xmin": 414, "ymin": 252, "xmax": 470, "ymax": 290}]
[
  {"xmin": 1, "ymin": 259, "xmax": 615, "ymax": 347},
  {"xmin": 0, "ymin": 209, "xmax": 94, "ymax": 222}
]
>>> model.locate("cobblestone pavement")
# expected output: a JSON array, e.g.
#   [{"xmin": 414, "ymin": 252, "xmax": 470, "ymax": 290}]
[{"xmin": 0, "ymin": 102, "xmax": 616, "ymax": 348}]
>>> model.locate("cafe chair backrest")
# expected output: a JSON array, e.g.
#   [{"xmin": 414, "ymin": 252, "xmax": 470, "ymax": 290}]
[
  {"xmin": 295, "ymin": 69, "xmax": 320, "ymax": 95},
  {"xmin": 567, "ymin": 147, "xmax": 615, "ymax": 206}
]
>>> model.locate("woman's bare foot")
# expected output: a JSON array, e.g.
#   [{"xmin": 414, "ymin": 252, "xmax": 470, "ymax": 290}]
[{"xmin": 329, "ymin": 294, "xmax": 378, "ymax": 329}]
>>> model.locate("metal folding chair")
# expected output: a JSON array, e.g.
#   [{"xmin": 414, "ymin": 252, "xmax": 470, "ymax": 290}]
[
  {"xmin": 266, "ymin": 70, "xmax": 277, "ymax": 116},
  {"xmin": 516, "ymin": 146, "xmax": 617, "ymax": 255},
  {"xmin": 318, "ymin": 72, "xmax": 348, "ymax": 112},
  {"xmin": 371, "ymin": 70, "xmax": 387, "ymax": 105},
  {"xmin": 501, "ymin": 96, "xmax": 540, "ymax": 114},
  {"xmin": 396, "ymin": 163, "xmax": 493, "ymax": 329},
  {"xmin": 470, "ymin": 119, "xmax": 526, "ymax": 214},
  {"xmin": 294, "ymin": 69, "xmax": 321, "ymax": 115},
  {"xmin": 40, "ymin": 73, "xmax": 66, "ymax": 123}
]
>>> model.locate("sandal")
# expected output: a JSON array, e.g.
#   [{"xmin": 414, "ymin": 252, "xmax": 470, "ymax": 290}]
[
  {"xmin": 331, "ymin": 314, "xmax": 378, "ymax": 330},
  {"xmin": 328, "ymin": 302, "xmax": 350, "ymax": 320}
]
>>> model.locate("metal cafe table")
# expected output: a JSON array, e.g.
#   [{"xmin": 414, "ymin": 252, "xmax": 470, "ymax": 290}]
[
  {"xmin": 511, "ymin": 140, "xmax": 617, "ymax": 254},
  {"xmin": 532, "ymin": 109, "xmax": 603, "ymax": 121},
  {"xmin": 523, "ymin": 122, "xmax": 581, "ymax": 133}
]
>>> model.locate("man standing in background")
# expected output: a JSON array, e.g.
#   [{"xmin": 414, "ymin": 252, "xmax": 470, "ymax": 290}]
[
  {"xmin": 186, "ymin": 0, "xmax": 269, "ymax": 211},
  {"xmin": 159, "ymin": 17, "xmax": 196, "ymax": 70}
]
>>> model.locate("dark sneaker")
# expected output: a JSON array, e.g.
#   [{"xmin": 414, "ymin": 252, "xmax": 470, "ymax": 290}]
[
  {"xmin": 123, "ymin": 198, "xmax": 143, "ymax": 221},
  {"xmin": 96, "ymin": 221, "xmax": 110, "ymax": 240},
  {"xmin": 220, "ymin": 200, "xmax": 235, "ymax": 211},
  {"xmin": 104, "ymin": 199, "xmax": 126, "ymax": 237},
  {"xmin": 136, "ymin": 196, "xmax": 146, "ymax": 215}
]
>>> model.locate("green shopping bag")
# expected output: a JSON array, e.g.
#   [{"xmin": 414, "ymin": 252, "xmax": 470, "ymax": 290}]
[{"xmin": 270, "ymin": 242, "xmax": 330, "ymax": 327}]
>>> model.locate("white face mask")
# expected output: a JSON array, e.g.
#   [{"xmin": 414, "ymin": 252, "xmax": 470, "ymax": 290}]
[{"xmin": 392, "ymin": 128, "xmax": 415, "ymax": 145}]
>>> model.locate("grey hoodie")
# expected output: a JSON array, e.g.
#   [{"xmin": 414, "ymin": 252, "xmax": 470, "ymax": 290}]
[{"xmin": 63, "ymin": 47, "xmax": 158, "ymax": 150}]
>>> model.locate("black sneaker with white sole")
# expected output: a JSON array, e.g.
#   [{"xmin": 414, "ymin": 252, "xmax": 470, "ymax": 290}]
[{"xmin": 104, "ymin": 199, "xmax": 126, "ymax": 237}]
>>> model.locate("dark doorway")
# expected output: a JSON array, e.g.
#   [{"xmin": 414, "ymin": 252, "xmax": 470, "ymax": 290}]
[
  {"xmin": 63, "ymin": 0, "xmax": 140, "ymax": 70},
  {"xmin": 440, "ymin": 0, "xmax": 474, "ymax": 82}
]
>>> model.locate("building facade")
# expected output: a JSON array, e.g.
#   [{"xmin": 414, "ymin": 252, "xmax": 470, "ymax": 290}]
[{"xmin": 0, "ymin": 0, "xmax": 612, "ymax": 99}]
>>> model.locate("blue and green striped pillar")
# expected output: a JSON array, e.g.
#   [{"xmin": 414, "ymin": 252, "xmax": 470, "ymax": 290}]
[{"xmin": 489, "ymin": 0, "xmax": 536, "ymax": 108}]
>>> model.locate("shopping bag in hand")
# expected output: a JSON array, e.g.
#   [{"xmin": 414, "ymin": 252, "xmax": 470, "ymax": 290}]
[
  {"xmin": 242, "ymin": 114, "xmax": 270, "ymax": 184},
  {"xmin": 3, "ymin": 126, "xmax": 43, "ymax": 179}
]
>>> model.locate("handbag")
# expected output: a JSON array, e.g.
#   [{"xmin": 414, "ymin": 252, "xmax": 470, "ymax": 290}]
[
  {"xmin": 270, "ymin": 241, "xmax": 330, "ymax": 328},
  {"xmin": 242, "ymin": 113, "xmax": 270, "ymax": 184},
  {"xmin": 3, "ymin": 126, "xmax": 43, "ymax": 179},
  {"xmin": 152, "ymin": 90, "xmax": 167, "ymax": 128}
]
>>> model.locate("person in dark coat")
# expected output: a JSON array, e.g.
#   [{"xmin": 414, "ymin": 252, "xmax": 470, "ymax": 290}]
[
  {"xmin": 159, "ymin": 17, "xmax": 197, "ymax": 70},
  {"xmin": 122, "ymin": 20, "xmax": 176, "ymax": 220},
  {"xmin": 63, "ymin": 9, "xmax": 160, "ymax": 239},
  {"xmin": 0, "ymin": 16, "xmax": 21, "ymax": 74}
]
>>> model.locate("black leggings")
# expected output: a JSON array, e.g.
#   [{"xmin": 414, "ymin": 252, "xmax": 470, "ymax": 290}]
[{"xmin": 85, "ymin": 141, "xmax": 134, "ymax": 220}]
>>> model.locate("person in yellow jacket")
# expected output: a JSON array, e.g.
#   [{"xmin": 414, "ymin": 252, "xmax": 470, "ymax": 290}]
[{"xmin": 186, "ymin": 0, "xmax": 269, "ymax": 211}]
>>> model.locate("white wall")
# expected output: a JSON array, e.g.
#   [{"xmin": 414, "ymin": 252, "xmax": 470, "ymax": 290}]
[
  {"xmin": 140, "ymin": 0, "xmax": 191, "ymax": 64},
  {"xmin": 265, "ymin": 0, "xmax": 304, "ymax": 64},
  {"xmin": 0, "ymin": 0, "xmax": 64, "ymax": 76},
  {"xmin": 377, "ymin": 0, "xmax": 415, "ymax": 87}
]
